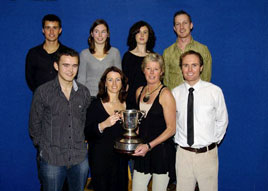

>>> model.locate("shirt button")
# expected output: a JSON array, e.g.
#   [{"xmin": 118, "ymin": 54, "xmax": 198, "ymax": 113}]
[{"xmin": 69, "ymin": 136, "xmax": 71, "ymax": 139}]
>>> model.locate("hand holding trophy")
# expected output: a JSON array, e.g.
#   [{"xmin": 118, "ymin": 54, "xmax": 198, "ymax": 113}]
[{"xmin": 114, "ymin": 109, "xmax": 145, "ymax": 154}]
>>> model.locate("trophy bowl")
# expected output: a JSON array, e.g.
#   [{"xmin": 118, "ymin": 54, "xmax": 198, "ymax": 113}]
[{"xmin": 114, "ymin": 109, "xmax": 145, "ymax": 154}]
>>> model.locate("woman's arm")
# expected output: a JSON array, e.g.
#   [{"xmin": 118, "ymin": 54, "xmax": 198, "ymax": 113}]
[
  {"xmin": 113, "ymin": 48, "xmax": 122, "ymax": 70},
  {"xmin": 98, "ymin": 113, "xmax": 120, "ymax": 132},
  {"xmin": 77, "ymin": 50, "xmax": 88, "ymax": 85},
  {"xmin": 85, "ymin": 100, "xmax": 121, "ymax": 140},
  {"xmin": 133, "ymin": 87, "xmax": 176, "ymax": 156}
]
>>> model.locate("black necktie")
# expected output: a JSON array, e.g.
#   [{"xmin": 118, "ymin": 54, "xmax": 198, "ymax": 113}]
[{"xmin": 187, "ymin": 88, "xmax": 194, "ymax": 146}]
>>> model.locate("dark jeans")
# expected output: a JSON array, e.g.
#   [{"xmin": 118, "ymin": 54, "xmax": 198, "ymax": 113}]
[{"xmin": 39, "ymin": 156, "xmax": 89, "ymax": 191}]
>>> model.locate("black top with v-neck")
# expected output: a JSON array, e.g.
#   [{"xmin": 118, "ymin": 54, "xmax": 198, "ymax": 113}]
[
  {"xmin": 137, "ymin": 86, "xmax": 167, "ymax": 142},
  {"xmin": 134, "ymin": 86, "xmax": 176, "ymax": 175},
  {"xmin": 85, "ymin": 99, "xmax": 128, "ymax": 191}
]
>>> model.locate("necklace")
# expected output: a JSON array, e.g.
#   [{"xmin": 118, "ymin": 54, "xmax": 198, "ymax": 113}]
[{"xmin": 143, "ymin": 83, "xmax": 162, "ymax": 102}]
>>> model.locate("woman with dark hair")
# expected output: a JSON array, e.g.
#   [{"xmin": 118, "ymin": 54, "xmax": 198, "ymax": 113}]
[
  {"xmin": 78, "ymin": 19, "xmax": 121, "ymax": 100},
  {"xmin": 85, "ymin": 66, "xmax": 128, "ymax": 191},
  {"xmin": 122, "ymin": 21, "xmax": 156, "ymax": 109}
]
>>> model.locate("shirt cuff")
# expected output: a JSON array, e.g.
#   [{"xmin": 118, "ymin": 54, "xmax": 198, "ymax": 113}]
[{"xmin": 98, "ymin": 123, "xmax": 103, "ymax": 133}]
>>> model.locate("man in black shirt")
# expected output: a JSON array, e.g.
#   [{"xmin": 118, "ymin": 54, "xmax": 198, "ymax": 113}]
[{"xmin": 25, "ymin": 14, "xmax": 68, "ymax": 92}]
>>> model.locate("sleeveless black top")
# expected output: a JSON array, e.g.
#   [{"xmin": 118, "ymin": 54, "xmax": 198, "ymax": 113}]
[{"xmin": 134, "ymin": 86, "xmax": 175, "ymax": 175}]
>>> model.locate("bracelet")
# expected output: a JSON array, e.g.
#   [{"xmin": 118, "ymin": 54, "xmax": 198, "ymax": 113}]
[{"xmin": 146, "ymin": 143, "xmax": 152, "ymax": 151}]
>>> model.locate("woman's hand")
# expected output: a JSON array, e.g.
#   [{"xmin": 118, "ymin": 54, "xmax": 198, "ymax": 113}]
[
  {"xmin": 99, "ymin": 113, "xmax": 121, "ymax": 131},
  {"xmin": 132, "ymin": 144, "xmax": 150, "ymax": 157}
]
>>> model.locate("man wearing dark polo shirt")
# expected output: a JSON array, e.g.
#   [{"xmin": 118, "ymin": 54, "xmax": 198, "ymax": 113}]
[
  {"xmin": 25, "ymin": 14, "xmax": 68, "ymax": 92},
  {"xmin": 29, "ymin": 48, "xmax": 91, "ymax": 191}
]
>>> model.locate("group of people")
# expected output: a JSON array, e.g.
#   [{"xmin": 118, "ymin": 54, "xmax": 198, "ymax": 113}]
[{"xmin": 27, "ymin": 10, "xmax": 228, "ymax": 191}]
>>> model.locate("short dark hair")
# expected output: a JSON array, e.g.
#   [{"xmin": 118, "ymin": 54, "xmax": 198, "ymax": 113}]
[
  {"xmin": 127, "ymin": 21, "xmax": 156, "ymax": 52},
  {"xmin": 88, "ymin": 19, "xmax": 111, "ymax": 54},
  {"xmin": 55, "ymin": 47, "xmax": 79, "ymax": 64},
  {"xmin": 173, "ymin": 10, "xmax": 192, "ymax": 26},
  {"xmin": 42, "ymin": 14, "xmax": 62, "ymax": 28},
  {"xmin": 179, "ymin": 50, "xmax": 204, "ymax": 68},
  {"xmin": 97, "ymin": 66, "xmax": 128, "ymax": 103}
]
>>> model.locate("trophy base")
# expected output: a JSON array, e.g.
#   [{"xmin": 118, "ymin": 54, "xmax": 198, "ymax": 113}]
[{"xmin": 114, "ymin": 137, "xmax": 143, "ymax": 154}]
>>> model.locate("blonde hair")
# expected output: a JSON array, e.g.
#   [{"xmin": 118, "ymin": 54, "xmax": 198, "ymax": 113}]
[{"xmin": 141, "ymin": 53, "xmax": 165, "ymax": 79}]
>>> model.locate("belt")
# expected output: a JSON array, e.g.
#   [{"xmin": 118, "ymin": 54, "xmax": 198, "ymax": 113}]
[{"xmin": 180, "ymin": 143, "xmax": 217, "ymax": 153}]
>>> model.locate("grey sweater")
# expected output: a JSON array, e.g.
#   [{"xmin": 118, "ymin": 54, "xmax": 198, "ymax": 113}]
[{"xmin": 77, "ymin": 47, "xmax": 122, "ymax": 96}]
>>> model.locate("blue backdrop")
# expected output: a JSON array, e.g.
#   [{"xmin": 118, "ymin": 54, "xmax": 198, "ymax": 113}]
[{"xmin": 0, "ymin": 0, "xmax": 267, "ymax": 190}]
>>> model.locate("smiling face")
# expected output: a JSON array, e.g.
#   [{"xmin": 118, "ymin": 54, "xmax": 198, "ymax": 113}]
[
  {"xmin": 54, "ymin": 55, "xmax": 79, "ymax": 83},
  {"xmin": 91, "ymin": 24, "xmax": 109, "ymax": 45},
  {"xmin": 173, "ymin": 14, "xmax": 193, "ymax": 39},
  {"xmin": 105, "ymin": 71, "xmax": 122, "ymax": 95},
  {"xmin": 181, "ymin": 54, "xmax": 203, "ymax": 86},
  {"xmin": 143, "ymin": 61, "xmax": 163, "ymax": 85},
  {"xmin": 42, "ymin": 21, "xmax": 62, "ymax": 42},
  {"xmin": 135, "ymin": 26, "xmax": 149, "ymax": 45}
]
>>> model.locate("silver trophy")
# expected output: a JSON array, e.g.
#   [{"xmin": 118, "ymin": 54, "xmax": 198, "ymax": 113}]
[{"xmin": 114, "ymin": 109, "xmax": 145, "ymax": 154}]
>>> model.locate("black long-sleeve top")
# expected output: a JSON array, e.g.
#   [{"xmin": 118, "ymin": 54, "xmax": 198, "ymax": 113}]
[
  {"xmin": 25, "ymin": 42, "xmax": 69, "ymax": 92},
  {"xmin": 122, "ymin": 51, "xmax": 146, "ymax": 109}
]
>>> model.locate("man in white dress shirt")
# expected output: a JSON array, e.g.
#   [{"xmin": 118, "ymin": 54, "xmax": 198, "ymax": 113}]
[{"xmin": 172, "ymin": 50, "xmax": 228, "ymax": 191}]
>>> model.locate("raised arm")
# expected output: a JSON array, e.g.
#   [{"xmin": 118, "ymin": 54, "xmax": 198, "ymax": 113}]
[{"xmin": 84, "ymin": 100, "xmax": 121, "ymax": 141}]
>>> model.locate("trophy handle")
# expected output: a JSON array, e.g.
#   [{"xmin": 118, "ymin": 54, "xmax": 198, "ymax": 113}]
[
  {"xmin": 114, "ymin": 110, "xmax": 123, "ymax": 123},
  {"xmin": 138, "ymin": 110, "xmax": 146, "ymax": 123}
]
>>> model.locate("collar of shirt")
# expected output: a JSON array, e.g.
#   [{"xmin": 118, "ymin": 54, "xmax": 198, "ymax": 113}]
[
  {"xmin": 175, "ymin": 37, "xmax": 195, "ymax": 51},
  {"xmin": 184, "ymin": 79, "xmax": 202, "ymax": 92},
  {"xmin": 52, "ymin": 77, "xmax": 79, "ymax": 94},
  {"xmin": 40, "ymin": 41, "xmax": 63, "ymax": 54},
  {"xmin": 174, "ymin": 79, "xmax": 228, "ymax": 148}
]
